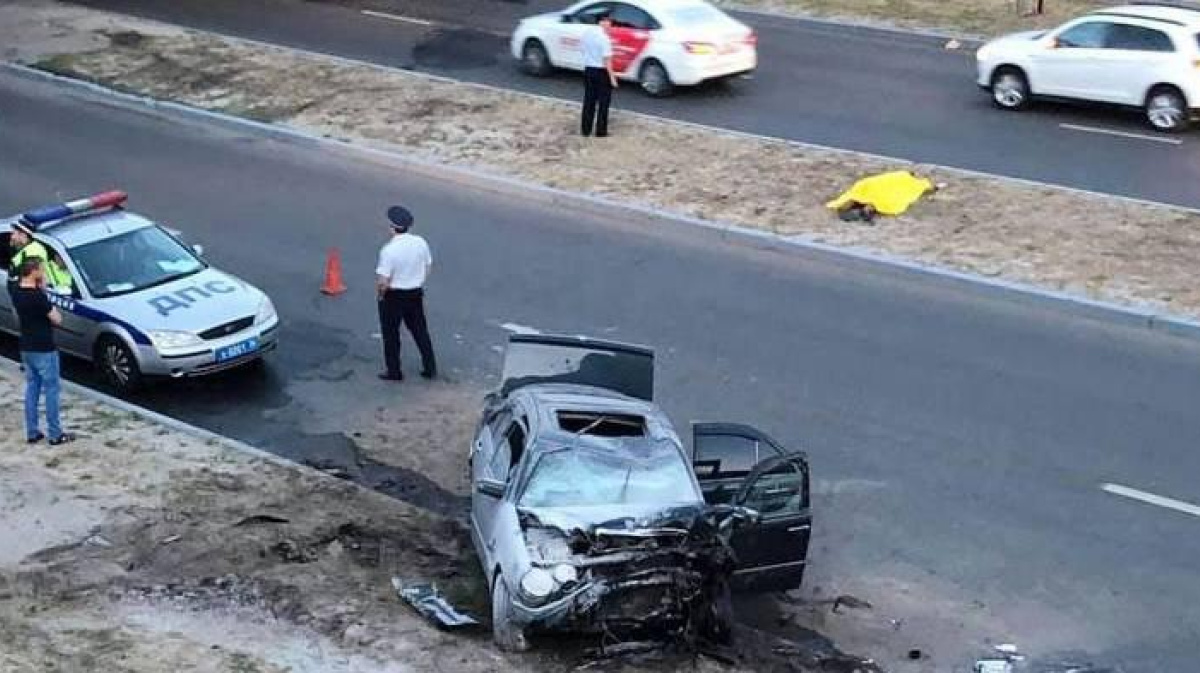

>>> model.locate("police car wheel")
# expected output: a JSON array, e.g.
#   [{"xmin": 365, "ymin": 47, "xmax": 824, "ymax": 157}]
[
  {"xmin": 97, "ymin": 336, "xmax": 142, "ymax": 393},
  {"xmin": 639, "ymin": 59, "xmax": 674, "ymax": 98},
  {"xmin": 520, "ymin": 40, "xmax": 553, "ymax": 77}
]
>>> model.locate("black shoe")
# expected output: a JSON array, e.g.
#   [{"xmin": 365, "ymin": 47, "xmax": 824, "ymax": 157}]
[
  {"xmin": 48, "ymin": 433, "xmax": 74, "ymax": 446},
  {"xmin": 378, "ymin": 371, "xmax": 403, "ymax": 381},
  {"xmin": 420, "ymin": 370, "xmax": 436, "ymax": 380},
  {"xmin": 26, "ymin": 432, "xmax": 44, "ymax": 444}
]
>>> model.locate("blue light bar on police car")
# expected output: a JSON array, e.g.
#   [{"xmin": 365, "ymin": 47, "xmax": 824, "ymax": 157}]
[{"xmin": 21, "ymin": 190, "xmax": 128, "ymax": 226}]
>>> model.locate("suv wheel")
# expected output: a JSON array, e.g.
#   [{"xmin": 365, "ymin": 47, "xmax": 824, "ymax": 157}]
[
  {"xmin": 520, "ymin": 40, "xmax": 553, "ymax": 77},
  {"xmin": 491, "ymin": 576, "xmax": 529, "ymax": 652},
  {"xmin": 97, "ymin": 336, "xmax": 143, "ymax": 394},
  {"xmin": 1146, "ymin": 86, "xmax": 1188, "ymax": 133},
  {"xmin": 991, "ymin": 67, "xmax": 1029, "ymax": 110},
  {"xmin": 639, "ymin": 59, "xmax": 674, "ymax": 97}
]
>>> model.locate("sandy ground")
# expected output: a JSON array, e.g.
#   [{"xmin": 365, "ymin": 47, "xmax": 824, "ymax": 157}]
[
  {"xmin": 0, "ymin": 363, "xmax": 886, "ymax": 672},
  {"xmin": 7, "ymin": 0, "xmax": 1200, "ymax": 324},
  {"xmin": 720, "ymin": 0, "xmax": 1107, "ymax": 36}
]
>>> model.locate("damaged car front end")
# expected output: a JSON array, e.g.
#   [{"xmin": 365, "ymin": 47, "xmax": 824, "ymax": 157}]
[{"xmin": 511, "ymin": 505, "xmax": 746, "ymax": 644}]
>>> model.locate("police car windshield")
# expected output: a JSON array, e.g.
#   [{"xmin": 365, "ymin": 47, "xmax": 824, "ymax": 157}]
[{"xmin": 70, "ymin": 226, "xmax": 205, "ymax": 298}]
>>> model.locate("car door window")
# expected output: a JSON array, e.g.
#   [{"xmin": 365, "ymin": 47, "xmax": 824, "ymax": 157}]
[
  {"xmin": 1107, "ymin": 24, "xmax": 1174, "ymax": 52},
  {"xmin": 739, "ymin": 459, "xmax": 808, "ymax": 519},
  {"xmin": 573, "ymin": 2, "xmax": 614, "ymax": 24},
  {"xmin": 609, "ymin": 4, "xmax": 659, "ymax": 30},
  {"xmin": 1056, "ymin": 21, "xmax": 1111, "ymax": 49}
]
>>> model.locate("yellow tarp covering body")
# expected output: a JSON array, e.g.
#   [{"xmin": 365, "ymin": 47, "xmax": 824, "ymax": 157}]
[{"xmin": 826, "ymin": 170, "xmax": 933, "ymax": 216}]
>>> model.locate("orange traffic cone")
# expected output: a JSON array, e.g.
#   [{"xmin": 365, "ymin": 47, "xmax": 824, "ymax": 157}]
[{"xmin": 320, "ymin": 247, "xmax": 347, "ymax": 295}]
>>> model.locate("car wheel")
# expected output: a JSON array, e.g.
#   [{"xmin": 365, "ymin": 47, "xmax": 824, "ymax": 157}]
[
  {"xmin": 1145, "ymin": 86, "xmax": 1189, "ymax": 133},
  {"xmin": 639, "ymin": 59, "xmax": 674, "ymax": 97},
  {"xmin": 520, "ymin": 39, "xmax": 553, "ymax": 77},
  {"xmin": 990, "ymin": 67, "xmax": 1029, "ymax": 111},
  {"xmin": 491, "ymin": 575, "xmax": 529, "ymax": 652},
  {"xmin": 96, "ymin": 335, "xmax": 143, "ymax": 394}
]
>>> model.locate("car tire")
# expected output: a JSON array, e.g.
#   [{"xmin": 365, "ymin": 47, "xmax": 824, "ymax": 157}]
[
  {"xmin": 1145, "ymin": 85, "xmax": 1189, "ymax": 133},
  {"xmin": 990, "ymin": 66, "xmax": 1030, "ymax": 111},
  {"xmin": 639, "ymin": 59, "xmax": 674, "ymax": 97},
  {"xmin": 520, "ymin": 39, "xmax": 553, "ymax": 77},
  {"xmin": 96, "ymin": 335, "xmax": 143, "ymax": 394},
  {"xmin": 491, "ymin": 575, "xmax": 529, "ymax": 652}
]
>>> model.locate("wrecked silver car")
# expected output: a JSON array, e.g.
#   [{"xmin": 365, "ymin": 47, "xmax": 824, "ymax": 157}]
[{"xmin": 469, "ymin": 335, "xmax": 812, "ymax": 651}]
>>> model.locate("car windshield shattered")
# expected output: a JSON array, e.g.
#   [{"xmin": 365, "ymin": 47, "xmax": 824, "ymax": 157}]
[
  {"xmin": 520, "ymin": 447, "xmax": 698, "ymax": 507},
  {"xmin": 70, "ymin": 226, "xmax": 205, "ymax": 298}
]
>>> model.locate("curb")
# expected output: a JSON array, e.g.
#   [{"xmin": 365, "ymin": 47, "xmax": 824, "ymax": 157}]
[
  {"xmin": 719, "ymin": 2, "xmax": 987, "ymax": 44},
  {"xmin": 0, "ymin": 356, "xmax": 327, "ymax": 478},
  {"xmin": 7, "ymin": 62, "xmax": 1200, "ymax": 344}
]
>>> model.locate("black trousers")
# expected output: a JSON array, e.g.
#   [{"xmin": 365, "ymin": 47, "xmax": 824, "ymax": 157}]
[
  {"xmin": 581, "ymin": 67, "xmax": 612, "ymax": 137},
  {"xmin": 378, "ymin": 288, "xmax": 436, "ymax": 376}
]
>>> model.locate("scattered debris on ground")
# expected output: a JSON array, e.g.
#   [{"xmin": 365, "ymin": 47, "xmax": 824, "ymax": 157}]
[
  {"xmin": 0, "ymin": 365, "xmax": 881, "ymax": 671},
  {"xmin": 8, "ymin": 0, "xmax": 1200, "ymax": 323}
]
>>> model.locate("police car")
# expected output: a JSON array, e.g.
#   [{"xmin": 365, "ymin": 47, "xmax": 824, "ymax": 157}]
[
  {"xmin": 1, "ymin": 192, "xmax": 279, "ymax": 393},
  {"xmin": 511, "ymin": 0, "xmax": 757, "ymax": 97}
]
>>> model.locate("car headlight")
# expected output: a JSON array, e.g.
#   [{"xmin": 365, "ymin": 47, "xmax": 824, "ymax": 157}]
[
  {"xmin": 148, "ymin": 330, "xmax": 203, "ymax": 349},
  {"xmin": 518, "ymin": 568, "xmax": 556, "ymax": 606},
  {"xmin": 256, "ymin": 298, "xmax": 277, "ymax": 325},
  {"xmin": 975, "ymin": 44, "xmax": 993, "ymax": 61},
  {"xmin": 551, "ymin": 564, "xmax": 578, "ymax": 586}
]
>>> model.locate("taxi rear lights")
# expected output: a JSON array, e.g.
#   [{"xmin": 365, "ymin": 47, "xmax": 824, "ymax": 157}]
[
  {"xmin": 21, "ymin": 190, "xmax": 128, "ymax": 226},
  {"xmin": 743, "ymin": 31, "xmax": 758, "ymax": 46},
  {"xmin": 683, "ymin": 41, "xmax": 717, "ymax": 55}
]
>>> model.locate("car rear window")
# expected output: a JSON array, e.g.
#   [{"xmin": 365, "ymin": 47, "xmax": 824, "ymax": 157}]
[
  {"xmin": 557, "ymin": 411, "xmax": 645, "ymax": 437},
  {"xmin": 668, "ymin": 3, "xmax": 725, "ymax": 25}
]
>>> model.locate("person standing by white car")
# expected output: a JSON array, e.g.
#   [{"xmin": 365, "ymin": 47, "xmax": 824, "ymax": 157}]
[{"xmin": 580, "ymin": 13, "xmax": 618, "ymax": 137}]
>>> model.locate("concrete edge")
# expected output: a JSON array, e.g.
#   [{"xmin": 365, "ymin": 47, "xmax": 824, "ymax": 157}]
[
  {"xmin": 7, "ymin": 62, "xmax": 1200, "ymax": 343},
  {"xmin": 0, "ymin": 355, "xmax": 340, "ymax": 482}
]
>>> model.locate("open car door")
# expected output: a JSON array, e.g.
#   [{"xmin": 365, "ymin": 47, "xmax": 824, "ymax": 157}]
[
  {"xmin": 500, "ymin": 334, "xmax": 654, "ymax": 401},
  {"xmin": 692, "ymin": 422, "xmax": 811, "ymax": 592}
]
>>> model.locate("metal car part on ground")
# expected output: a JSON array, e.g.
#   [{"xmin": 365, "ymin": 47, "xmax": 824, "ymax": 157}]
[{"xmin": 469, "ymin": 334, "xmax": 812, "ymax": 651}]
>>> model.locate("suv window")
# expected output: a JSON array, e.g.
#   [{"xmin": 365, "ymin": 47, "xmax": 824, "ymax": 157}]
[
  {"xmin": 696, "ymin": 433, "xmax": 763, "ymax": 477},
  {"xmin": 1056, "ymin": 21, "xmax": 1111, "ymax": 49},
  {"xmin": 609, "ymin": 3, "xmax": 659, "ymax": 30},
  {"xmin": 1107, "ymin": 24, "xmax": 1174, "ymax": 52}
]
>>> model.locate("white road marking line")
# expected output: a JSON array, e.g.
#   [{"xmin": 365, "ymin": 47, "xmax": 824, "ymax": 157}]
[
  {"xmin": 1060, "ymin": 123, "xmax": 1183, "ymax": 145},
  {"xmin": 361, "ymin": 9, "xmax": 434, "ymax": 27},
  {"xmin": 1101, "ymin": 483, "xmax": 1200, "ymax": 519},
  {"xmin": 499, "ymin": 322, "xmax": 541, "ymax": 335}
]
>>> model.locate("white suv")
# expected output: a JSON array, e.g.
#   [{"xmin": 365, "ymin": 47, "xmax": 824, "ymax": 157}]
[{"xmin": 976, "ymin": 4, "xmax": 1200, "ymax": 131}]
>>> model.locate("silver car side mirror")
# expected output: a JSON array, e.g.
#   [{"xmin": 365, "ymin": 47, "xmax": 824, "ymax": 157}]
[{"xmin": 191, "ymin": 244, "xmax": 205, "ymax": 257}]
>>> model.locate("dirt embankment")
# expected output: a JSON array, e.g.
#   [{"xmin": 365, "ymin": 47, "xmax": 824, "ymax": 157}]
[
  {"xmin": 720, "ymin": 0, "xmax": 1106, "ymax": 37},
  {"xmin": 14, "ymin": 4, "xmax": 1200, "ymax": 323},
  {"xmin": 0, "ymin": 365, "xmax": 879, "ymax": 672}
]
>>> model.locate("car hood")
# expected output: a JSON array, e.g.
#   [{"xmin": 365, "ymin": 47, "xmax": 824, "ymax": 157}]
[
  {"xmin": 518, "ymin": 11, "xmax": 564, "ymax": 28},
  {"xmin": 87, "ymin": 267, "xmax": 265, "ymax": 335},
  {"xmin": 982, "ymin": 29, "xmax": 1046, "ymax": 50},
  {"xmin": 519, "ymin": 502, "xmax": 707, "ymax": 538}
]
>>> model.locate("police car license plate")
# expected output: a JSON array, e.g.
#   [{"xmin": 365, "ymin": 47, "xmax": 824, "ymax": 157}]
[{"xmin": 215, "ymin": 337, "xmax": 258, "ymax": 363}]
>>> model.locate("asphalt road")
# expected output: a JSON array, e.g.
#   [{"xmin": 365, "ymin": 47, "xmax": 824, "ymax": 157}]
[
  {"xmin": 66, "ymin": 0, "xmax": 1200, "ymax": 209},
  {"xmin": 3, "ymin": 70, "xmax": 1200, "ymax": 672}
]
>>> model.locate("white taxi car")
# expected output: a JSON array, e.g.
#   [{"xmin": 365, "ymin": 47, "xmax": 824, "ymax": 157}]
[
  {"xmin": 511, "ymin": 0, "xmax": 757, "ymax": 97},
  {"xmin": 977, "ymin": 4, "xmax": 1200, "ymax": 131}
]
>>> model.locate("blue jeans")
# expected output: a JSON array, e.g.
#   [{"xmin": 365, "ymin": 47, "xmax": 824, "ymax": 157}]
[{"xmin": 21, "ymin": 351, "xmax": 62, "ymax": 441}]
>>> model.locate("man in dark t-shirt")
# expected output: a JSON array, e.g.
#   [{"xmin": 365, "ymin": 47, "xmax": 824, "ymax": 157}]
[{"xmin": 13, "ymin": 258, "xmax": 73, "ymax": 445}]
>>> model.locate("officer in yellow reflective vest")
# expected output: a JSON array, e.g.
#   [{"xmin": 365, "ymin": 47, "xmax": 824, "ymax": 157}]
[{"xmin": 8, "ymin": 220, "xmax": 48, "ymax": 292}]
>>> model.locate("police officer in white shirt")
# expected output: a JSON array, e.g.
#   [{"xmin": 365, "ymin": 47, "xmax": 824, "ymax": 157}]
[
  {"xmin": 581, "ymin": 13, "xmax": 618, "ymax": 137},
  {"xmin": 375, "ymin": 205, "xmax": 436, "ymax": 381}
]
